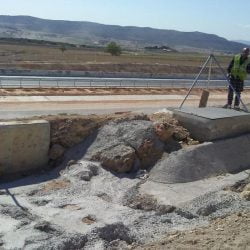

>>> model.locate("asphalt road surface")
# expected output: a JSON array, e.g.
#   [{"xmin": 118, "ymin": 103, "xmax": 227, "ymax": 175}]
[{"xmin": 1, "ymin": 76, "xmax": 249, "ymax": 88}]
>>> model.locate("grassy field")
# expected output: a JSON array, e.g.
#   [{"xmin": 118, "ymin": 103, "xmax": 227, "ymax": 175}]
[{"xmin": 0, "ymin": 43, "xmax": 232, "ymax": 74}]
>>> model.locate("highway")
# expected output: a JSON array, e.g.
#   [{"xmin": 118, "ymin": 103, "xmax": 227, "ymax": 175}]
[{"xmin": 1, "ymin": 76, "xmax": 250, "ymax": 88}]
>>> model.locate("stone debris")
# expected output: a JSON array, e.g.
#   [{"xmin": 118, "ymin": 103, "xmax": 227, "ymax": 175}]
[
  {"xmin": 0, "ymin": 111, "xmax": 249, "ymax": 249},
  {"xmin": 240, "ymin": 183, "xmax": 250, "ymax": 201}
]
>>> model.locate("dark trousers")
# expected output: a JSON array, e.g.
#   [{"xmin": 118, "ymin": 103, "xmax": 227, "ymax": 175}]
[{"xmin": 227, "ymin": 77, "xmax": 244, "ymax": 106}]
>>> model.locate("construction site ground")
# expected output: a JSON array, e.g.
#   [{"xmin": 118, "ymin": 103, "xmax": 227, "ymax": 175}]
[{"xmin": 0, "ymin": 87, "xmax": 250, "ymax": 250}]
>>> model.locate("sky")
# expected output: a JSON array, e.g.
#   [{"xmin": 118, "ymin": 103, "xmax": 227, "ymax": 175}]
[{"xmin": 1, "ymin": 0, "xmax": 250, "ymax": 41}]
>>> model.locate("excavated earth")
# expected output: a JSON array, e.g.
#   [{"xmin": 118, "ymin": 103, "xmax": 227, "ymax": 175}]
[{"xmin": 0, "ymin": 111, "xmax": 249, "ymax": 250}]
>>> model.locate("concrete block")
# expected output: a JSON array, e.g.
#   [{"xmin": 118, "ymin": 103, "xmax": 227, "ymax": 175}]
[
  {"xmin": 0, "ymin": 120, "xmax": 50, "ymax": 176},
  {"xmin": 173, "ymin": 107, "xmax": 250, "ymax": 141},
  {"xmin": 149, "ymin": 133, "xmax": 250, "ymax": 184}
]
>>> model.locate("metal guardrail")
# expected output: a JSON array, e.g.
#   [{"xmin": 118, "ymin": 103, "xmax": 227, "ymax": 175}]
[{"xmin": 0, "ymin": 76, "xmax": 249, "ymax": 89}]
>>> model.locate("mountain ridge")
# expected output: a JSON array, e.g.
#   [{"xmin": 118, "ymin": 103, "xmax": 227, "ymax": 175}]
[{"xmin": 0, "ymin": 15, "xmax": 246, "ymax": 53}]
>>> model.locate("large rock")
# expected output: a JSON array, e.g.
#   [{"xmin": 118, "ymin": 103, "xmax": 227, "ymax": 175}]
[
  {"xmin": 85, "ymin": 120, "xmax": 165, "ymax": 172},
  {"xmin": 90, "ymin": 144, "xmax": 136, "ymax": 173},
  {"xmin": 154, "ymin": 123, "xmax": 174, "ymax": 142}
]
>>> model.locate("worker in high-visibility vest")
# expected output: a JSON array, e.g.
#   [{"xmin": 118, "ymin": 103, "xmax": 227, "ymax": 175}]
[{"xmin": 223, "ymin": 47, "xmax": 250, "ymax": 110}]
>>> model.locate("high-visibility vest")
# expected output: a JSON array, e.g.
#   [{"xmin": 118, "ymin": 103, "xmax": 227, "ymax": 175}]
[{"xmin": 231, "ymin": 54, "xmax": 250, "ymax": 81}]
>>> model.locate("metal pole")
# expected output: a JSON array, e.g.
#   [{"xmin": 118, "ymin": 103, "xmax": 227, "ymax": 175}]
[
  {"xmin": 179, "ymin": 55, "xmax": 212, "ymax": 109},
  {"xmin": 207, "ymin": 56, "xmax": 212, "ymax": 89},
  {"xmin": 211, "ymin": 55, "xmax": 248, "ymax": 112}
]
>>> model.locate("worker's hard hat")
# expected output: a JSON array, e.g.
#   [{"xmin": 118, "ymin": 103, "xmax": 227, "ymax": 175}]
[{"xmin": 242, "ymin": 47, "xmax": 249, "ymax": 55}]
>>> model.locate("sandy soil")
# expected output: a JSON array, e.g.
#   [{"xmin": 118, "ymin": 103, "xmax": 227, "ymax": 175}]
[{"xmin": 1, "ymin": 88, "xmax": 250, "ymax": 113}]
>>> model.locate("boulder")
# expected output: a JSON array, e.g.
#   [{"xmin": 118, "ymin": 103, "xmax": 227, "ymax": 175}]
[
  {"xmin": 154, "ymin": 123, "xmax": 174, "ymax": 142},
  {"xmin": 86, "ymin": 120, "xmax": 165, "ymax": 172},
  {"xmin": 91, "ymin": 144, "xmax": 136, "ymax": 173}
]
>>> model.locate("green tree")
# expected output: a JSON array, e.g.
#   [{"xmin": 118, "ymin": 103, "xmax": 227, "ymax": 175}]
[
  {"xmin": 60, "ymin": 46, "xmax": 67, "ymax": 54},
  {"xmin": 106, "ymin": 42, "xmax": 121, "ymax": 56}
]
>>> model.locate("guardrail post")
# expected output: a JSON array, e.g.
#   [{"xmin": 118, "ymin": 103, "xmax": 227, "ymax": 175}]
[
  {"xmin": 39, "ymin": 79, "xmax": 41, "ymax": 88},
  {"xmin": 57, "ymin": 80, "xmax": 59, "ymax": 88},
  {"xmin": 74, "ymin": 80, "xmax": 76, "ymax": 87},
  {"xmin": 20, "ymin": 79, "xmax": 22, "ymax": 88}
]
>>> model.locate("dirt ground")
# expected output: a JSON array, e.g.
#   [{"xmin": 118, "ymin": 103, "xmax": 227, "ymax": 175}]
[
  {"xmin": 0, "ymin": 87, "xmax": 245, "ymax": 96},
  {"xmin": 0, "ymin": 43, "xmax": 230, "ymax": 74},
  {"xmin": 133, "ymin": 211, "xmax": 250, "ymax": 250},
  {"xmin": 1, "ymin": 88, "xmax": 250, "ymax": 115}
]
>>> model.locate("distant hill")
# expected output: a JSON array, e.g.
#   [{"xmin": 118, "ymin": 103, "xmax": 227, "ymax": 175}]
[
  {"xmin": 232, "ymin": 40, "xmax": 250, "ymax": 46},
  {"xmin": 0, "ymin": 15, "xmax": 246, "ymax": 53}
]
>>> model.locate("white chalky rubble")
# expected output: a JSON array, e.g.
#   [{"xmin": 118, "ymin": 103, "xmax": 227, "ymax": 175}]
[
  {"xmin": 0, "ymin": 112, "xmax": 249, "ymax": 249},
  {"xmin": 0, "ymin": 156, "xmax": 249, "ymax": 249}
]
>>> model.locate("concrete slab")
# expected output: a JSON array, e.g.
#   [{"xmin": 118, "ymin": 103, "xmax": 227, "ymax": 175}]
[
  {"xmin": 173, "ymin": 107, "xmax": 250, "ymax": 141},
  {"xmin": 149, "ymin": 133, "xmax": 250, "ymax": 184},
  {"xmin": 140, "ymin": 170, "xmax": 250, "ymax": 207},
  {"xmin": 0, "ymin": 120, "xmax": 50, "ymax": 176}
]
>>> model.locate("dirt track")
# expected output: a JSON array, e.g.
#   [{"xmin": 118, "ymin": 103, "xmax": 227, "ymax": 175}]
[
  {"xmin": 0, "ymin": 87, "xmax": 246, "ymax": 96},
  {"xmin": 1, "ymin": 88, "xmax": 250, "ymax": 114}
]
